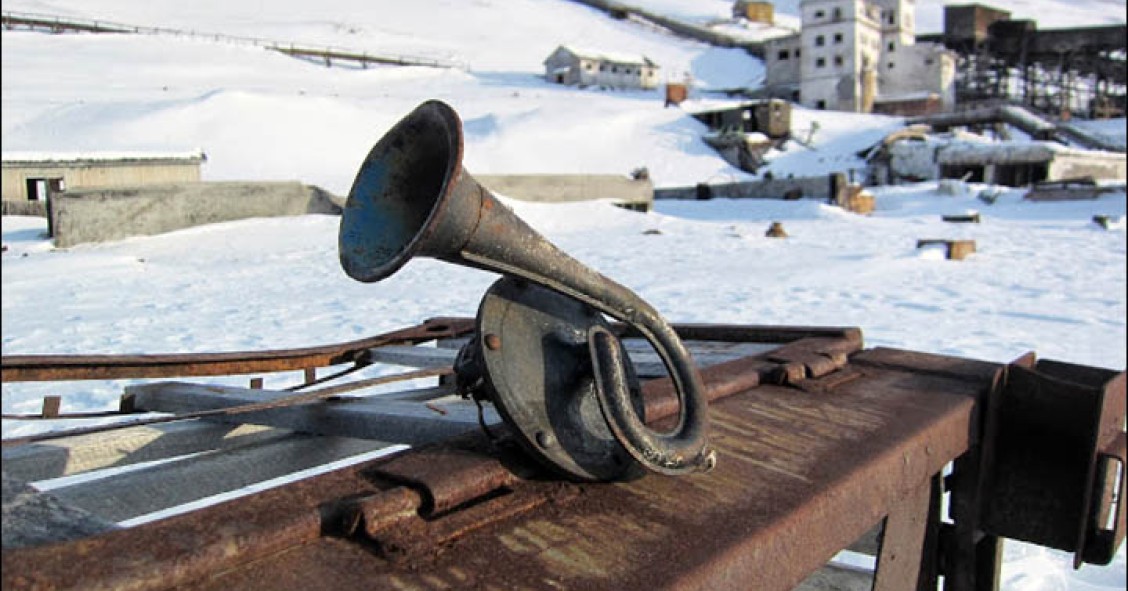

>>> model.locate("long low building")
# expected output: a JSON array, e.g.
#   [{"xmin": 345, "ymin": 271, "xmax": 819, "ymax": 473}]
[
  {"xmin": 2, "ymin": 151, "xmax": 207, "ymax": 203},
  {"xmin": 868, "ymin": 133, "xmax": 1127, "ymax": 187}
]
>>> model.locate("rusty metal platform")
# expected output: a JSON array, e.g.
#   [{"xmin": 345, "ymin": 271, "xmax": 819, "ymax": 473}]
[{"xmin": 2, "ymin": 319, "xmax": 1124, "ymax": 591}]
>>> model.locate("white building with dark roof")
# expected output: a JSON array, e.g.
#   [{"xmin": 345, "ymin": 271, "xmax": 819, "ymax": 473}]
[{"xmin": 543, "ymin": 45, "xmax": 660, "ymax": 90}]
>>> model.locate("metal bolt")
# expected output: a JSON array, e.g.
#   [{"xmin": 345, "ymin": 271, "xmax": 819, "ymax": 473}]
[
  {"xmin": 535, "ymin": 431, "xmax": 556, "ymax": 448},
  {"xmin": 484, "ymin": 333, "xmax": 502, "ymax": 351}
]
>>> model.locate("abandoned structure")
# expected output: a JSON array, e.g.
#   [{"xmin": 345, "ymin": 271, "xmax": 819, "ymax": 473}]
[
  {"xmin": 865, "ymin": 131, "xmax": 1128, "ymax": 187},
  {"xmin": 918, "ymin": 4, "xmax": 1127, "ymax": 119},
  {"xmin": 761, "ymin": 0, "xmax": 956, "ymax": 114},
  {"xmin": 690, "ymin": 100, "xmax": 792, "ymax": 172},
  {"xmin": 543, "ymin": 45, "xmax": 660, "ymax": 90},
  {"xmin": 732, "ymin": 0, "xmax": 775, "ymax": 24},
  {"xmin": 1, "ymin": 151, "xmax": 206, "ymax": 203}
]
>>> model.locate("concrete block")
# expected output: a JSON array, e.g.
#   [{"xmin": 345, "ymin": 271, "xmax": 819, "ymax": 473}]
[
  {"xmin": 49, "ymin": 181, "xmax": 342, "ymax": 247},
  {"xmin": 475, "ymin": 174, "xmax": 653, "ymax": 211}
]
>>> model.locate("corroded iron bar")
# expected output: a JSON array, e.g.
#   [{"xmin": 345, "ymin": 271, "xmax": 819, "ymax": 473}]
[{"xmin": 1, "ymin": 318, "xmax": 474, "ymax": 382}]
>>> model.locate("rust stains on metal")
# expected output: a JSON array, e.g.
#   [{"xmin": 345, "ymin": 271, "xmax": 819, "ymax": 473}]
[
  {"xmin": 1, "ymin": 317, "xmax": 474, "ymax": 382},
  {"xmin": 3, "ymin": 320, "xmax": 1123, "ymax": 591}
]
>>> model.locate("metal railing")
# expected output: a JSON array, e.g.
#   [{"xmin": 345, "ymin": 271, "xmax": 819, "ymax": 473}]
[{"xmin": 1, "ymin": 10, "xmax": 468, "ymax": 70}]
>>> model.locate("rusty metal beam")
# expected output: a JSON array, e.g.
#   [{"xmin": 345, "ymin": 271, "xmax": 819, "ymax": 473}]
[
  {"xmin": 4, "ymin": 321, "xmax": 1122, "ymax": 591},
  {"xmin": 1, "ymin": 346, "xmax": 986, "ymax": 591},
  {"xmin": 0, "ymin": 318, "xmax": 475, "ymax": 382},
  {"xmin": 0, "ymin": 320, "xmax": 849, "ymax": 384}
]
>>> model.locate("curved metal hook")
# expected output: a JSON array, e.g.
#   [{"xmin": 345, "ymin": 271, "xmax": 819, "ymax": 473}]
[{"xmin": 589, "ymin": 325, "xmax": 716, "ymax": 475}]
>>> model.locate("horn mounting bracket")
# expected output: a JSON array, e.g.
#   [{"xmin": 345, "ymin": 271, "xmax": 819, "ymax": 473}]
[{"xmin": 455, "ymin": 277, "xmax": 645, "ymax": 482}]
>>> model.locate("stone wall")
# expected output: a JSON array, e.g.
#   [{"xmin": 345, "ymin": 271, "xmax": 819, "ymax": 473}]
[
  {"xmin": 654, "ymin": 175, "xmax": 837, "ymax": 201},
  {"xmin": 475, "ymin": 174, "xmax": 653, "ymax": 210}
]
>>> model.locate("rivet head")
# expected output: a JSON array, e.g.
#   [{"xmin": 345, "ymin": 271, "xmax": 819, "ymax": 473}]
[
  {"xmin": 484, "ymin": 333, "xmax": 502, "ymax": 351},
  {"xmin": 535, "ymin": 431, "xmax": 556, "ymax": 448}
]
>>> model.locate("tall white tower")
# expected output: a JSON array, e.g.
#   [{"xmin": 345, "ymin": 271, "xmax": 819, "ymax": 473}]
[{"xmin": 799, "ymin": 0, "xmax": 882, "ymax": 112}]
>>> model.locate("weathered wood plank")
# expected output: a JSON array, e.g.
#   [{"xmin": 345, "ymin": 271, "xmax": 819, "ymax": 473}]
[
  {"xmin": 42, "ymin": 434, "xmax": 394, "ymax": 523},
  {"xmin": 126, "ymin": 382, "xmax": 499, "ymax": 445},
  {"xmin": 2, "ymin": 422, "xmax": 287, "ymax": 483}
]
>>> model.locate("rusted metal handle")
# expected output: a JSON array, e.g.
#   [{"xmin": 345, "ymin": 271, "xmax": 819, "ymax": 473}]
[
  {"xmin": 589, "ymin": 325, "xmax": 715, "ymax": 475},
  {"xmin": 1084, "ymin": 431, "xmax": 1126, "ymax": 565}
]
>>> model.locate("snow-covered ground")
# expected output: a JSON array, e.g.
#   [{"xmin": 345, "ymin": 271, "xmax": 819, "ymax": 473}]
[{"xmin": 2, "ymin": 0, "xmax": 1126, "ymax": 588}]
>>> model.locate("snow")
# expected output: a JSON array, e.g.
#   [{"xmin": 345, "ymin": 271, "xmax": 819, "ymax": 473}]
[{"xmin": 2, "ymin": 0, "xmax": 1126, "ymax": 588}]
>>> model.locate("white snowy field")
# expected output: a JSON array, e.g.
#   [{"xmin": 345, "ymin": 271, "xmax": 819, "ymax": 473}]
[{"xmin": 2, "ymin": 0, "xmax": 1127, "ymax": 587}]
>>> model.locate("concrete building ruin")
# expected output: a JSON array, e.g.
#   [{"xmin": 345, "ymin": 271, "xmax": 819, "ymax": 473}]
[
  {"xmin": 866, "ymin": 131, "xmax": 1127, "ymax": 187},
  {"xmin": 761, "ymin": 0, "xmax": 956, "ymax": 113},
  {"xmin": 689, "ymin": 100, "xmax": 792, "ymax": 172},
  {"xmin": 2, "ymin": 151, "xmax": 206, "ymax": 204},
  {"xmin": 543, "ymin": 46, "xmax": 660, "ymax": 90}
]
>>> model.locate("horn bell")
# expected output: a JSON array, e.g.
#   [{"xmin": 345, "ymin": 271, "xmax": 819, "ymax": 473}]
[{"xmin": 339, "ymin": 100, "xmax": 468, "ymax": 283}]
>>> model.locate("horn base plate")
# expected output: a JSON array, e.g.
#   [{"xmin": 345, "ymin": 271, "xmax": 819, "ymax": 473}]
[{"xmin": 459, "ymin": 277, "xmax": 644, "ymax": 482}]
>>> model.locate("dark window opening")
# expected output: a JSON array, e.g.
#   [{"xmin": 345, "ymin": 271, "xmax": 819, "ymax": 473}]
[
  {"xmin": 816, "ymin": 57, "xmax": 827, "ymax": 68},
  {"xmin": 778, "ymin": 50, "xmax": 790, "ymax": 60},
  {"xmin": 816, "ymin": 100, "xmax": 827, "ymax": 110},
  {"xmin": 834, "ymin": 33, "xmax": 843, "ymax": 44},
  {"xmin": 25, "ymin": 178, "xmax": 63, "ymax": 201},
  {"xmin": 940, "ymin": 164, "xmax": 984, "ymax": 183},
  {"xmin": 994, "ymin": 163, "xmax": 1049, "ymax": 187},
  {"xmin": 816, "ymin": 35, "xmax": 825, "ymax": 46},
  {"xmin": 834, "ymin": 55, "xmax": 844, "ymax": 66},
  {"xmin": 888, "ymin": 42, "xmax": 896, "ymax": 51}
]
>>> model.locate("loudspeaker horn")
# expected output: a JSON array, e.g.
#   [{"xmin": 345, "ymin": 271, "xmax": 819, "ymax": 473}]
[{"xmin": 339, "ymin": 100, "xmax": 713, "ymax": 478}]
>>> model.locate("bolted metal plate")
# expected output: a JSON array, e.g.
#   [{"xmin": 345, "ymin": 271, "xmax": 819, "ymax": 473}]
[{"xmin": 474, "ymin": 277, "xmax": 644, "ymax": 482}]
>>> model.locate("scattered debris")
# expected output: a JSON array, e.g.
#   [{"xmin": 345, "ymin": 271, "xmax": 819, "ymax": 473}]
[
  {"xmin": 1092, "ymin": 215, "xmax": 1126, "ymax": 230},
  {"xmin": 1025, "ymin": 177, "xmax": 1111, "ymax": 202},
  {"xmin": 978, "ymin": 188, "xmax": 1003, "ymax": 205},
  {"xmin": 833, "ymin": 183, "xmax": 875, "ymax": 214},
  {"xmin": 765, "ymin": 222, "xmax": 788, "ymax": 238},
  {"xmin": 938, "ymin": 179, "xmax": 970, "ymax": 196},
  {"xmin": 917, "ymin": 239, "xmax": 976, "ymax": 260},
  {"xmin": 942, "ymin": 213, "xmax": 981, "ymax": 223}
]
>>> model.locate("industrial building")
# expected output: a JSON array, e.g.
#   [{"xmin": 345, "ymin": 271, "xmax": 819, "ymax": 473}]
[{"xmin": 761, "ymin": 0, "xmax": 956, "ymax": 113}]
